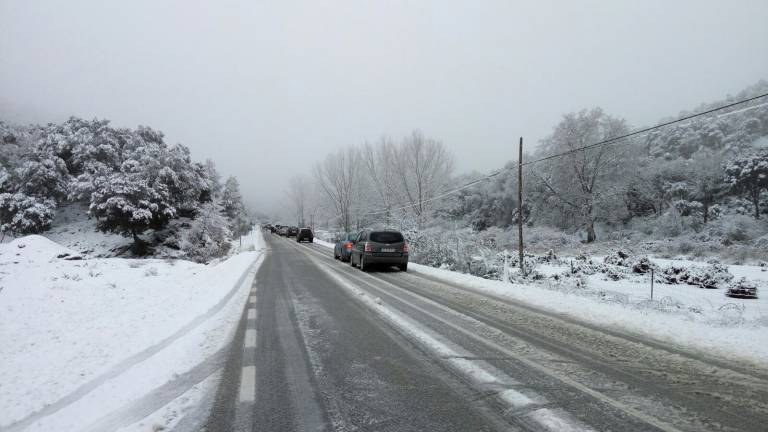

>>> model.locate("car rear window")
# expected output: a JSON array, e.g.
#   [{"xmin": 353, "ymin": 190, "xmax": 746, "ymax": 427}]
[
  {"xmin": 369, "ymin": 231, "xmax": 404, "ymax": 243},
  {"xmin": 300, "ymin": 229, "xmax": 311, "ymax": 234}
]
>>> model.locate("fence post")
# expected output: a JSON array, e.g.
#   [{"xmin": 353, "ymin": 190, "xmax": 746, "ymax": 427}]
[{"xmin": 650, "ymin": 268, "xmax": 654, "ymax": 300}]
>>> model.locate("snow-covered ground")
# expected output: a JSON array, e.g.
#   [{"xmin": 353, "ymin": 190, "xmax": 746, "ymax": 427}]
[
  {"xmin": 0, "ymin": 229, "xmax": 266, "ymax": 431},
  {"xmin": 411, "ymin": 259, "xmax": 768, "ymax": 366},
  {"xmin": 312, "ymin": 241, "xmax": 768, "ymax": 366}
]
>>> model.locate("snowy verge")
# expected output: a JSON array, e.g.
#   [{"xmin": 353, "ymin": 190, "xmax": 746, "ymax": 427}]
[
  {"xmin": 409, "ymin": 263, "xmax": 768, "ymax": 367},
  {"xmin": 0, "ymin": 229, "xmax": 266, "ymax": 430},
  {"xmin": 313, "ymin": 239, "xmax": 768, "ymax": 366}
]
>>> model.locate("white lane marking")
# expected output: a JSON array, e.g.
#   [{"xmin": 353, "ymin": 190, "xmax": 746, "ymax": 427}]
[
  {"xmin": 239, "ymin": 366, "xmax": 256, "ymax": 402},
  {"xmin": 528, "ymin": 408, "xmax": 594, "ymax": 432},
  {"xmin": 244, "ymin": 329, "xmax": 257, "ymax": 348},
  {"xmin": 247, "ymin": 308, "xmax": 257, "ymax": 320},
  {"xmin": 499, "ymin": 389, "xmax": 535, "ymax": 409},
  {"xmin": 249, "ymin": 296, "xmax": 256, "ymax": 304}
]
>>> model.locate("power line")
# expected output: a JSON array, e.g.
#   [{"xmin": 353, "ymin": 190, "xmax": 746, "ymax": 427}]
[
  {"xmin": 318, "ymin": 90, "xmax": 768, "ymax": 222},
  {"xmin": 522, "ymin": 91, "xmax": 768, "ymax": 167}
]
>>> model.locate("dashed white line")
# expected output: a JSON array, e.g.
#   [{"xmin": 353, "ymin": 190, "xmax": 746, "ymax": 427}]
[
  {"xmin": 249, "ymin": 295, "xmax": 256, "ymax": 304},
  {"xmin": 247, "ymin": 308, "xmax": 257, "ymax": 320},
  {"xmin": 244, "ymin": 329, "xmax": 257, "ymax": 348},
  {"xmin": 239, "ymin": 366, "xmax": 256, "ymax": 402}
]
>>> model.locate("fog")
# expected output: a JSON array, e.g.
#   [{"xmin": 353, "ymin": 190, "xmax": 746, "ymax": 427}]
[{"xmin": 2, "ymin": 0, "xmax": 767, "ymax": 213}]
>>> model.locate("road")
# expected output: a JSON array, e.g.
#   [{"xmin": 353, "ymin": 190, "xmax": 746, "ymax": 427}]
[{"xmin": 200, "ymin": 234, "xmax": 768, "ymax": 432}]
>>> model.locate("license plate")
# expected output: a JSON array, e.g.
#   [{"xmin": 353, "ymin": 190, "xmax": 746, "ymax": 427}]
[{"xmin": 381, "ymin": 248, "xmax": 396, "ymax": 253}]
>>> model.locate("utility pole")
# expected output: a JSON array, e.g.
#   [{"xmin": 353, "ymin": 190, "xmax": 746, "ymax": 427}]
[{"xmin": 518, "ymin": 137, "xmax": 524, "ymax": 276}]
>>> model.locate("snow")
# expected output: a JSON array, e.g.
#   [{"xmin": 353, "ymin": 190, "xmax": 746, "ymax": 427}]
[
  {"xmin": 0, "ymin": 229, "xmax": 266, "ymax": 430},
  {"xmin": 312, "ymin": 240, "xmax": 768, "ymax": 365},
  {"xmin": 409, "ymin": 261, "xmax": 768, "ymax": 366}
]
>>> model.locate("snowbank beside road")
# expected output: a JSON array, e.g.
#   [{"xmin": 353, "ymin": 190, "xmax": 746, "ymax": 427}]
[
  {"xmin": 0, "ymin": 230, "xmax": 265, "ymax": 431},
  {"xmin": 409, "ymin": 262, "xmax": 768, "ymax": 366}
]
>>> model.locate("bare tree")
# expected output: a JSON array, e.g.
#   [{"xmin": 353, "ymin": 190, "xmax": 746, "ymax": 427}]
[
  {"xmin": 313, "ymin": 146, "xmax": 360, "ymax": 232},
  {"xmin": 390, "ymin": 131, "xmax": 454, "ymax": 228},
  {"xmin": 360, "ymin": 137, "xmax": 400, "ymax": 224},
  {"xmin": 287, "ymin": 174, "xmax": 308, "ymax": 226},
  {"xmin": 534, "ymin": 108, "xmax": 629, "ymax": 242}
]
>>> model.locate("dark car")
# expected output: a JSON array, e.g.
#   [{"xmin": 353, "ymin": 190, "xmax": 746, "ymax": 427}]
[
  {"xmin": 296, "ymin": 227, "xmax": 314, "ymax": 243},
  {"xmin": 287, "ymin": 226, "xmax": 299, "ymax": 237},
  {"xmin": 333, "ymin": 232, "xmax": 357, "ymax": 262},
  {"xmin": 349, "ymin": 230, "xmax": 408, "ymax": 271}
]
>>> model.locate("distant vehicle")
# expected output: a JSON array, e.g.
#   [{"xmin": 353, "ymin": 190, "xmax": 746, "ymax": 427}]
[
  {"xmin": 287, "ymin": 226, "xmax": 299, "ymax": 237},
  {"xmin": 333, "ymin": 232, "xmax": 357, "ymax": 262},
  {"xmin": 349, "ymin": 230, "xmax": 408, "ymax": 272},
  {"xmin": 278, "ymin": 226, "xmax": 289, "ymax": 236},
  {"xmin": 296, "ymin": 227, "xmax": 314, "ymax": 243}
]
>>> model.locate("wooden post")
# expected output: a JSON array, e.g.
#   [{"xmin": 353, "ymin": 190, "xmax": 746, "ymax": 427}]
[
  {"xmin": 518, "ymin": 137, "xmax": 524, "ymax": 275},
  {"xmin": 650, "ymin": 268, "xmax": 654, "ymax": 300}
]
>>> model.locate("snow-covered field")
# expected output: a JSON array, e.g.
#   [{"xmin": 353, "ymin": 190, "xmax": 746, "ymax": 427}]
[
  {"xmin": 411, "ymin": 259, "xmax": 768, "ymax": 366},
  {"xmin": 0, "ymin": 229, "xmax": 266, "ymax": 431},
  {"xmin": 312, "ymin": 240, "xmax": 768, "ymax": 366}
]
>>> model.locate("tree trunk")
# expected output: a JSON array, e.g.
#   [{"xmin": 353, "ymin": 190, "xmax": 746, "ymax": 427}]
[
  {"xmin": 754, "ymin": 197, "xmax": 761, "ymax": 220},
  {"xmin": 586, "ymin": 220, "xmax": 596, "ymax": 243},
  {"xmin": 132, "ymin": 230, "xmax": 148, "ymax": 255},
  {"xmin": 703, "ymin": 198, "xmax": 709, "ymax": 224}
]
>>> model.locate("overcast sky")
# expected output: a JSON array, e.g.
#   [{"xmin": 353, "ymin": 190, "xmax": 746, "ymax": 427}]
[{"xmin": 1, "ymin": 1, "xmax": 767, "ymax": 212}]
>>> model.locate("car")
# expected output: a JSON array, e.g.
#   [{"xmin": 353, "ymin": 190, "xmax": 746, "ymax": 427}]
[
  {"xmin": 349, "ymin": 230, "xmax": 408, "ymax": 272},
  {"xmin": 278, "ymin": 226, "xmax": 289, "ymax": 236},
  {"xmin": 333, "ymin": 232, "xmax": 357, "ymax": 262},
  {"xmin": 287, "ymin": 226, "xmax": 299, "ymax": 237},
  {"xmin": 296, "ymin": 227, "xmax": 314, "ymax": 242}
]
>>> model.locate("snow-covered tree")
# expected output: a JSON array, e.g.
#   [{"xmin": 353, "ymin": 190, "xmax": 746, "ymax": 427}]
[
  {"xmin": 725, "ymin": 152, "xmax": 768, "ymax": 219},
  {"xmin": 0, "ymin": 193, "xmax": 56, "ymax": 235},
  {"xmin": 89, "ymin": 173, "xmax": 176, "ymax": 253},
  {"xmin": 534, "ymin": 108, "xmax": 630, "ymax": 242},
  {"xmin": 181, "ymin": 202, "xmax": 232, "ymax": 262},
  {"xmin": 221, "ymin": 176, "xmax": 244, "ymax": 219},
  {"xmin": 15, "ymin": 157, "xmax": 70, "ymax": 202}
]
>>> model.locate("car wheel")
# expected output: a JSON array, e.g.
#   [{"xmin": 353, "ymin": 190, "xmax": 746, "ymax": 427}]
[
  {"xmin": 399, "ymin": 263, "xmax": 408, "ymax": 272},
  {"xmin": 350, "ymin": 253, "xmax": 357, "ymax": 267},
  {"xmin": 359, "ymin": 256, "xmax": 367, "ymax": 272}
]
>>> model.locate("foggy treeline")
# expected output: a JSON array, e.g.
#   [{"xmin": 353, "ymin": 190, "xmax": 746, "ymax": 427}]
[{"xmin": 285, "ymin": 80, "xmax": 768, "ymax": 264}]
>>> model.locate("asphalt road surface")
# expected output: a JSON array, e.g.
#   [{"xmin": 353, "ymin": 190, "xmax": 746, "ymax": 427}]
[{"xmin": 200, "ymin": 234, "xmax": 768, "ymax": 432}]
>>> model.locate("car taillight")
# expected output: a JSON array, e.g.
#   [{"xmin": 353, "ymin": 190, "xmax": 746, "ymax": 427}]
[
  {"xmin": 344, "ymin": 241, "xmax": 353, "ymax": 249},
  {"xmin": 364, "ymin": 242, "xmax": 373, "ymax": 252},
  {"xmin": 402, "ymin": 242, "xmax": 409, "ymax": 253}
]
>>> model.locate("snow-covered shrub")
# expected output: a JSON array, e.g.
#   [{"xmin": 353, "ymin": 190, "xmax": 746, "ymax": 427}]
[
  {"xmin": 632, "ymin": 257, "xmax": 654, "ymax": 274},
  {"xmin": 659, "ymin": 265, "xmax": 691, "ymax": 285},
  {"xmin": 180, "ymin": 203, "xmax": 232, "ymax": 263},
  {"xmin": 725, "ymin": 278, "xmax": 759, "ymax": 299},
  {"xmin": 0, "ymin": 193, "xmax": 56, "ymax": 234},
  {"xmin": 603, "ymin": 249, "xmax": 632, "ymax": 266},
  {"xmin": 718, "ymin": 214, "xmax": 764, "ymax": 243},
  {"xmin": 658, "ymin": 262, "xmax": 733, "ymax": 288}
]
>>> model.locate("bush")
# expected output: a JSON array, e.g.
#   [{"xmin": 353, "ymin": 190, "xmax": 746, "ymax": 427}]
[
  {"xmin": 180, "ymin": 203, "xmax": 232, "ymax": 263},
  {"xmin": 0, "ymin": 193, "xmax": 56, "ymax": 234},
  {"xmin": 719, "ymin": 215, "xmax": 765, "ymax": 243}
]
